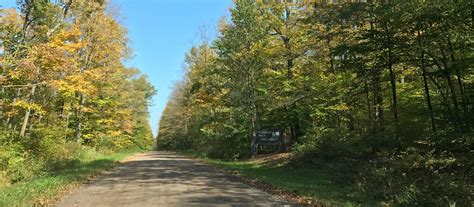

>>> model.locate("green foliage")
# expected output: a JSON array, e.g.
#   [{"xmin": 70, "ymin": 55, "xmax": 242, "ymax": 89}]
[
  {"xmin": 158, "ymin": 1, "xmax": 473, "ymax": 205},
  {"xmin": 0, "ymin": 130, "xmax": 43, "ymax": 184},
  {"xmin": 291, "ymin": 130, "xmax": 474, "ymax": 206},
  {"xmin": 0, "ymin": 144, "xmax": 43, "ymax": 184},
  {"xmin": 0, "ymin": 0, "xmax": 156, "ymax": 191},
  {"xmin": 0, "ymin": 148, "xmax": 140, "ymax": 206},
  {"xmin": 357, "ymin": 132, "xmax": 473, "ymax": 206},
  {"xmin": 203, "ymin": 157, "xmax": 378, "ymax": 206}
]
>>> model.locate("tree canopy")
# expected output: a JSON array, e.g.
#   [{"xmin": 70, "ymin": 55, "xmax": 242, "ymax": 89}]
[
  {"xmin": 157, "ymin": 0, "xmax": 473, "ymax": 205},
  {"xmin": 1, "ymin": 0, "xmax": 155, "ymax": 185}
]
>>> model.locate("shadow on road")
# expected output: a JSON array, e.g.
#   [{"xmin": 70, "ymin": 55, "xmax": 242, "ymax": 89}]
[{"xmin": 57, "ymin": 151, "xmax": 287, "ymax": 206}]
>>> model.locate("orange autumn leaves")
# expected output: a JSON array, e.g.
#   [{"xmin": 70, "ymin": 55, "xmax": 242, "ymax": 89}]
[{"xmin": 1, "ymin": 2, "xmax": 154, "ymax": 150}]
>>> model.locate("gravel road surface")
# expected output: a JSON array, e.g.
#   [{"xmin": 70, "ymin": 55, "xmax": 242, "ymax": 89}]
[{"xmin": 56, "ymin": 151, "xmax": 290, "ymax": 206}]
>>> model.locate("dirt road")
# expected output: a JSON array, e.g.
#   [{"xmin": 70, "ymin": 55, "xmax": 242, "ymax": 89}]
[{"xmin": 56, "ymin": 151, "xmax": 289, "ymax": 206}]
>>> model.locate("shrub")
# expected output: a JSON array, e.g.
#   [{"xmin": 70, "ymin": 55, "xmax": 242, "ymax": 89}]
[
  {"xmin": 0, "ymin": 132, "xmax": 44, "ymax": 184},
  {"xmin": 357, "ymin": 132, "xmax": 474, "ymax": 206}
]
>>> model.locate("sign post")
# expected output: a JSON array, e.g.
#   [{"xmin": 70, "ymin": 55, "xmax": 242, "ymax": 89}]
[{"xmin": 252, "ymin": 129, "xmax": 283, "ymax": 157}]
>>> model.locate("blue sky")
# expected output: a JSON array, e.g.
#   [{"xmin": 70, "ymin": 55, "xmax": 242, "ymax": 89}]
[{"xmin": 1, "ymin": 0, "xmax": 232, "ymax": 136}]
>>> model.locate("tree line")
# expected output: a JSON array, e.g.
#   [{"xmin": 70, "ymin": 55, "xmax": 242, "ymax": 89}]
[
  {"xmin": 0, "ymin": 0, "xmax": 155, "ymax": 184},
  {"xmin": 158, "ymin": 0, "xmax": 473, "ymax": 205}
]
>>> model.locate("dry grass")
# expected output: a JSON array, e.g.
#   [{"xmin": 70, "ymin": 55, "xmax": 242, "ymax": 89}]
[{"xmin": 247, "ymin": 153, "xmax": 294, "ymax": 167}]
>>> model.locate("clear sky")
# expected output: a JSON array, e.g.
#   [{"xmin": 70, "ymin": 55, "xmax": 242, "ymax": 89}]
[{"xmin": 1, "ymin": 0, "xmax": 233, "ymax": 136}]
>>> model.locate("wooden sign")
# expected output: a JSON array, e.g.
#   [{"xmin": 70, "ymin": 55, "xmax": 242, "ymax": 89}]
[
  {"xmin": 254, "ymin": 130, "xmax": 282, "ymax": 144},
  {"xmin": 251, "ymin": 129, "xmax": 283, "ymax": 157}
]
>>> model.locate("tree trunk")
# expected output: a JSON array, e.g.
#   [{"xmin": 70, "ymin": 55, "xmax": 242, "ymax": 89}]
[
  {"xmin": 372, "ymin": 70, "xmax": 384, "ymax": 131},
  {"xmin": 281, "ymin": 32, "xmax": 301, "ymax": 143},
  {"xmin": 447, "ymin": 38, "xmax": 468, "ymax": 117},
  {"xmin": 430, "ymin": 76, "xmax": 452, "ymax": 122},
  {"xmin": 75, "ymin": 93, "xmax": 85, "ymax": 142},
  {"xmin": 445, "ymin": 74, "xmax": 462, "ymax": 132},
  {"xmin": 0, "ymin": 88, "xmax": 4, "ymax": 122},
  {"xmin": 382, "ymin": 21, "xmax": 398, "ymax": 125},
  {"xmin": 65, "ymin": 113, "xmax": 70, "ymax": 139},
  {"xmin": 74, "ymin": 41, "xmax": 94, "ymax": 142},
  {"xmin": 420, "ymin": 52, "xmax": 436, "ymax": 131},
  {"xmin": 365, "ymin": 78, "xmax": 373, "ymax": 126},
  {"xmin": 20, "ymin": 84, "xmax": 36, "ymax": 138},
  {"xmin": 440, "ymin": 47, "xmax": 463, "ymax": 131},
  {"xmin": 387, "ymin": 50, "xmax": 398, "ymax": 124}
]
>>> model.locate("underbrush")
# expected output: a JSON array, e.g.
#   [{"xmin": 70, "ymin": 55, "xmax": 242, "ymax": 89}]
[
  {"xmin": 0, "ymin": 149, "xmax": 138, "ymax": 206},
  {"xmin": 292, "ymin": 130, "xmax": 474, "ymax": 206},
  {"xmin": 204, "ymin": 130, "xmax": 472, "ymax": 206},
  {"xmin": 203, "ymin": 155, "xmax": 378, "ymax": 206},
  {"xmin": 0, "ymin": 130, "xmax": 145, "ymax": 206}
]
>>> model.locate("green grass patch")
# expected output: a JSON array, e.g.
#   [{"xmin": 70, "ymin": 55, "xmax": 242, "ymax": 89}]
[
  {"xmin": 202, "ymin": 158, "xmax": 382, "ymax": 207},
  {"xmin": 0, "ymin": 149, "xmax": 142, "ymax": 207}
]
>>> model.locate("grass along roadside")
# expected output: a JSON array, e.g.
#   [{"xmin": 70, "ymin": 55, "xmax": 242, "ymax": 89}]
[
  {"xmin": 198, "ymin": 154, "xmax": 382, "ymax": 207},
  {"xmin": 0, "ymin": 149, "xmax": 142, "ymax": 206}
]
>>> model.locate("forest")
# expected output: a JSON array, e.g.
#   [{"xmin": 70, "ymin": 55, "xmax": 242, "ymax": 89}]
[
  {"xmin": 0, "ymin": 0, "xmax": 155, "ymax": 190},
  {"xmin": 157, "ymin": 0, "xmax": 473, "ymax": 205}
]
